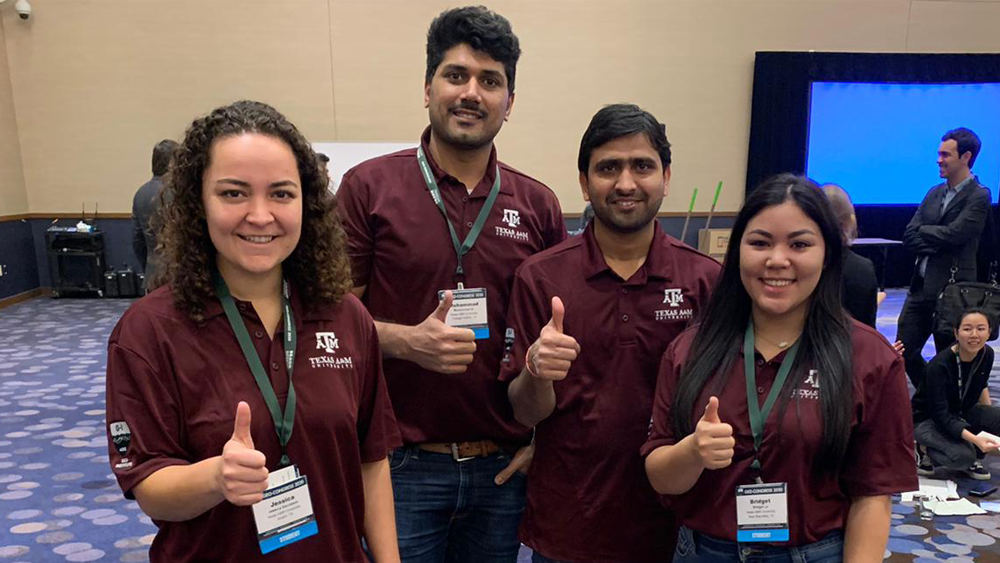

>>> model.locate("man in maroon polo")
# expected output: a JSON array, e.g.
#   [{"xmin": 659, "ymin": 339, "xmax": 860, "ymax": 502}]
[
  {"xmin": 336, "ymin": 6, "xmax": 566, "ymax": 562},
  {"xmin": 502, "ymin": 104, "xmax": 720, "ymax": 562}
]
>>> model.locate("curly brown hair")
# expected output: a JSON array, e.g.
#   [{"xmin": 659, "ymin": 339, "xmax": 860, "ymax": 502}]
[{"xmin": 151, "ymin": 100, "xmax": 352, "ymax": 322}]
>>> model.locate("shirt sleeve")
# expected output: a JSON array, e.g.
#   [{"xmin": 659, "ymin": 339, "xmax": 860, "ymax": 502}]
[
  {"xmin": 542, "ymin": 190, "xmax": 568, "ymax": 248},
  {"xmin": 353, "ymin": 300, "xmax": 401, "ymax": 462},
  {"xmin": 106, "ymin": 320, "xmax": 190, "ymax": 499},
  {"xmin": 498, "ymin": 264, "xmax": 551, "ymax": 383},
  {"xmin": 925, "ymin": 352, "xmax": 970, "ymax": 441},
  {"xmin": 336, "ymin": 168, "xmax": 375, "ymax": 289},
  {"xmin": 840, "ymin": 352, "xmax": 919, "ymax": 496},
  {"xmin": 640, "ymin": 339, "xmax": 684, "ymax": 456}
]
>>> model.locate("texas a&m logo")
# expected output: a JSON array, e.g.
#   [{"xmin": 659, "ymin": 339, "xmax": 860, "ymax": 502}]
[
  {"xmin": 502, "ymin": 208, "xmax": 521, "ymax": 229},
  {"xmin": 316, "ymin": 332, "xmax": 339, "ymax": 354},
  {"xmin": 663, "ymin": 288, "xmax": 684, "ymax": 307}
]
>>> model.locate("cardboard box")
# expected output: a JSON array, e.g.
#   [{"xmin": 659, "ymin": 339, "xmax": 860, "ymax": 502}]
[{"xmin": 698, "ymin": 228, "xmax": 730, "ymax": 261}]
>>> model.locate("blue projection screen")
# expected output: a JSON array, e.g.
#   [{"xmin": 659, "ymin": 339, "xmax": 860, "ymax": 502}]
[{"xmin": 806, "ymin": 82, "xmax": 1000, "ymax": 205}]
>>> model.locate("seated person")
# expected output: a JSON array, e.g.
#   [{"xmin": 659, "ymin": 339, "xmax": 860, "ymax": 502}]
[{"xmin": 913, "ymin": 308, "xmax": 1000, "ymax": 480}]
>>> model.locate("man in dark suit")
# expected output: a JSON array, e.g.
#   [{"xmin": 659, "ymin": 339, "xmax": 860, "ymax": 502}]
[
  {"xmin": 898, "ymin": 127, "xmax": 990, "ymax": 388},
  {"xmin": 131, "ymin": 139, "xmax": 177, "ymax": 282}
]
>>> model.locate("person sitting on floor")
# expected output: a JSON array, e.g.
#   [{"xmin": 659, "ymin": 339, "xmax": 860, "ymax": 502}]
[{"xmin": 913, "ymin": 308, "xmax": 1000, "ymax": 480}]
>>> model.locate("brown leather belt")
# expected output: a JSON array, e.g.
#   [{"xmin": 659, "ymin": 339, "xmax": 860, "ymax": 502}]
[{"xmin": 416, "ymin": 440, "xmax": 502, "ymax": 461}]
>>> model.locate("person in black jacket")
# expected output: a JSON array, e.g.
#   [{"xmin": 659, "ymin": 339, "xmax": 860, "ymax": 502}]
[
  {"xmin": 132, "ymin": 139, "xmax": 178, "ymax": 282},
  {"xmin": 822, "ymin": 184, "xmax": 878, "ymax": 328},
  {"xmin": 912, "ymin": 308, "xmax": 1000, "ymax": 480},
  {"xmin": 898, "ymin": 128, "xmax": 991, "ymax": 389}
]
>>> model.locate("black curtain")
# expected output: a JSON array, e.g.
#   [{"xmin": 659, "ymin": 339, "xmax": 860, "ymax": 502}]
[{"xmin": 746, "ymin": 52, "xmax": 1000, "ymax": 287}]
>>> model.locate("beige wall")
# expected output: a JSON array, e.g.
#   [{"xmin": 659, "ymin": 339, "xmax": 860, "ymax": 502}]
[
  {"xmin": 2, "ymin": 0, "xmax": 999, "ymax": 215},
  {"xmin": 0, "ymin": 16, "xmax": 27, "ymax": 216}
]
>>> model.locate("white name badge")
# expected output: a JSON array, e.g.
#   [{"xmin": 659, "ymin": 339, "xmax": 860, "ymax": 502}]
[
  {"xmin": 252, "ymin": 465, "xmax": 318, "ymax": 554},
  {"xmin": 438, "ymin": 287, "xmax": 489, "ymax": 339},
  {"xmin": 736, "ymin": 482, "xmax": 789, "ymax": 542}
]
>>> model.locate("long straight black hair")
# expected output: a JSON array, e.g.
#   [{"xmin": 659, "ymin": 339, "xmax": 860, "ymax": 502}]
[{"xmin": 672, "ymin": 174, "xmax": 854, "ymax": 469}]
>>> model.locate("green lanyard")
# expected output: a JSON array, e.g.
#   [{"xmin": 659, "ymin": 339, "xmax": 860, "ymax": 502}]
[
  {"xmin": 416, "ymin": 145, "xmax": 501, "ymax": 278},
  {"xmin": 743, "ymin": 320, "xmax": 800, "ymax": 479},
  {"xmin": 216, "ymin": 274, "xmax": 297, "ymax": 468}
]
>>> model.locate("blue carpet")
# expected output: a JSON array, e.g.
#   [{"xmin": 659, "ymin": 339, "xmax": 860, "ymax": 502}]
[{"xmin": 0, "ymin": 291, "xmax": 998, "ymax": 561}]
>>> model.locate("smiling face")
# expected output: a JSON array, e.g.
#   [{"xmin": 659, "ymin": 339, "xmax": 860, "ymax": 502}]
[
  {"xmin": 739, "ymin": 201, "xmax": 826, "ymax": 325},
  {"xmin": 938, "ymin": 139, "xmax": 971, "ymax": 183},
  {"xmin": 955, "ymin": 312, "xmax": 990, "ymax": 358},
  {"xmin": 580, "ymin": 132, "xmax": 669, "ymax": 235},
  {"xmin": 202, "ymin": 133, "xmax": 302, "ymax": 287},
  {"xmin": 424, "ymin": 43, "xmax": 514, "ymax": 151}
]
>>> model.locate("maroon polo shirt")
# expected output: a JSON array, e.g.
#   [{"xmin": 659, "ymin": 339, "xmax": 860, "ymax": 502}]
[
  {"xmin": 106, "ymin": 285, "xmax": 400, "ymax": 563},
  {"xmin": 337, "ymin": 128, "xmax": 566, "ymax": 444},
  {"xmin": 642, "ymin": 320, "xmax": 917, "ymax": 545},
  {"xmin": 499, "ymin": 223, "xmax": 720, "ymax": 562}
]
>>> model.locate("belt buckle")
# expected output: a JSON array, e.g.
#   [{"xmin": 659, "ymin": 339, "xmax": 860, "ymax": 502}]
[{"xmin": 450, "ymin": 442, "xmax": 476, "ymax": 462}]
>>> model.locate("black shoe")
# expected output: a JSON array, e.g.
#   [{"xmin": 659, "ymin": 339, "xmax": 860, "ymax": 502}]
[
  {"xmin": 964, "ymin": 460, "xmax": 991, "ymax": 481},
  {"xmin": 916, "ymin": 446, "xmax": 935, "ymax": 476}
]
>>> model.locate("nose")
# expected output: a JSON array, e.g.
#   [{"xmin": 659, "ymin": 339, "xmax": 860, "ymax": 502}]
[
  {"xmin": 245, "ymin": 195, "xmax": 274, "ymax": 226},
  {"xmin": 615, "ymin": 168, "xmax": 638, "ymax": 193},
  {"xmin": 765, "ymin": 245, "xmax": 791, "ymax": 268},
  {"xmin": 459, "ymin": 79, "xmax": 483, "ymax": 104}
]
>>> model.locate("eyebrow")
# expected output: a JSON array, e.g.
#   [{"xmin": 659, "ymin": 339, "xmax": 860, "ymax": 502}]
[
  {"xmin": 746, "ymin": 228, "xmax": 816, "ymax": 238},
  {"xmin": 215, "ymin": 178, "xmax": 299, "ymax": 189},
  {"xmin": 440, "ymin": 64, "xmax": 505, "ymax": 80},
  {"xmin": 594, "ymin": 156, "xmax": 657, "ymax": 167}
]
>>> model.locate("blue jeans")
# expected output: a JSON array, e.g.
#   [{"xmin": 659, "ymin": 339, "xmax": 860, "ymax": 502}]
[
  {"xmin": 674, "ymin": 526, "xmax": 844, "ymax": 562},
  {"xmin": 390, "ymin": 446, "xmax": 527, "ymax": 563}
]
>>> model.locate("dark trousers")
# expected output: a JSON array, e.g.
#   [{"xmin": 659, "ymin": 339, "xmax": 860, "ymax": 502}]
[
  {"xmin": 897, "ymin": 279, "xmax": 952, "ymax": 388},
  {"xmin": 915, "ymin": 405, "xmax": 1000, "ymax": 470}
]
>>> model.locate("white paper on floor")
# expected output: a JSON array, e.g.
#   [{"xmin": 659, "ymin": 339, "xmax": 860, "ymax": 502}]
[
  {"xmin": 901, "ymin": 477, "xmax": 959, "ymax": 502},
  {"xmin": 925, "ymin": 498, "xmax": 988, "ymax": 516}
]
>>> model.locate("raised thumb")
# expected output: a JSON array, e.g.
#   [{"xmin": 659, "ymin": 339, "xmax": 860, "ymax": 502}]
[
  {"xmin": 547, "ymin": 296, "xmax": 565, "ymax": 333},
  {"xmin": 432, "ymin": 290, "xmax": 454, "ymax": 322},
  {"xmin": 701, "ymin": 396, "xmax": 721, "ymax": 424},
  {"xmin": 231, "ymin": 401, "xmax": 254, "ymax": 449}
]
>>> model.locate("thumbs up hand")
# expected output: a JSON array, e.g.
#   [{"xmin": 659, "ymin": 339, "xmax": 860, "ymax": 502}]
[
  {"xmin": 407, "ymin": 290, "xmax": 477, "ymax": 374},
  {"xmin": 693, "ymin": 396, "xmax": 735, "ymax": 470},
  {"xmin": 525, "ymin": 297, "xmax": 580, "ymax": 381},
  {"xmin": 218, "ymin": 401, "xmax": 269, "ymax": 506}
]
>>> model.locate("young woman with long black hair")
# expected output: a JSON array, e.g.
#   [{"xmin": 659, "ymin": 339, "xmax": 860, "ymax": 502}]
[{"xmin": 643, "ymin": 174, "xmax": 917, "ymax": 561}]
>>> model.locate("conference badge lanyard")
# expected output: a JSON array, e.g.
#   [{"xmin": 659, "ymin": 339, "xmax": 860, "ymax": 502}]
[
  {"xmin": 417, "ymin": 145, "xmax": 496, "ymax": 339},
  {"xmin": 215, "ymin": 275, "xmax": 318, "ymax": 553},
  {"xmin": 735, "ymin": 320, "xmax": 799, "ymax": 543}
]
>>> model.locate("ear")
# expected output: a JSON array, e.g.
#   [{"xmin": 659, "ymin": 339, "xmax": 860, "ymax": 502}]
[
  {"xmin": 579, "ymin": 171, "xmax": 591, "ymax": 202},
  {"xmin": 662, "ymin": 165, "xmax": 672, "ymax": 198},
  {"xmin": 960, "ymin": 151, "xmax": 973, "ymax": 167},
  {"xmin": 504, "ymin": 92, "xmax": 515, "ymax": 121},
  {"xmin": 424, "ymin": 81, "xmax": 431, "ymax": 109}
]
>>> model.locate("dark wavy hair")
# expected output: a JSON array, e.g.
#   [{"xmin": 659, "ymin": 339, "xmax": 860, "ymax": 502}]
[
  {"xmin": 426, "ymin": 6, "xmax": 520, "ymax": 94},
  {"xmin": 151, "ymin": 100, "xmax": 352, "ymax": 322},
  {"xmin": 672, "ymin": 174, "xmax": 853, "ymax": 470}
]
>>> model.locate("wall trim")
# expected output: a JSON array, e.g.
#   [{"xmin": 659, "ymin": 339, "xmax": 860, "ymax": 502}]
[
  {"xmin": 0, "ymin": 287, "xmax": 50, "ymax": 310},
  {"xmin": 0, "ymin": 213, "xmax": 132, "ymax": 222}
]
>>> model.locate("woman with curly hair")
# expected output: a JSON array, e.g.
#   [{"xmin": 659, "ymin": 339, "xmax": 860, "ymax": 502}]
[{"xmin": 106, "ymin": 100, "xmax": 400, "ymax": 562}]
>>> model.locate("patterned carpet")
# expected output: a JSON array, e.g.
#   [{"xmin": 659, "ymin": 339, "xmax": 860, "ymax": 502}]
[{"xmin": 0, "ymin": 291, "xmax": 997, "ymax": 562}]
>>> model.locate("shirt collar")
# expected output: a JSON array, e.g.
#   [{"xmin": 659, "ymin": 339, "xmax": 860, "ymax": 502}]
[
  {"xmin": 949, "ymin": 175, "xmax": 975, "ymax": 193},
  {"xmin": 418, "ymin": 127, "xmax": 511, "ymax": 196},
  {"xmin": 198, "ymin": 279, "xmax": 337, "ymax": 324},
  {"xmin": 581, "ymin": 220, "xmax": 673, "ymax": 283}
]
